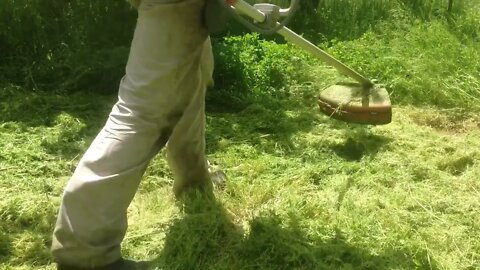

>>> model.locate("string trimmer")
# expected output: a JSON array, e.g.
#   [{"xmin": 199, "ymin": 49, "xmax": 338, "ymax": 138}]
[{"xmin": 207, "ymin": 0, "xmax": 392, "ymax": 125}]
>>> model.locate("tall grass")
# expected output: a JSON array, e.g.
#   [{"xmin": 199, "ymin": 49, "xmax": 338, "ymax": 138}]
[
  {"xmin": 327, "ymin": 14, "xmax": 480, "ymax": 110},
  {"xmin": 227, "ymin": 0, "xmax": 480, "ymax": 110},
  {"xmin": 288, "ymin": 0, "xmax": 467, "ymax": 42},
  {"xmin": 1, "ymin": 0, "xmax": 479, "ymax": 110},
  {"xmin": 0, "ymin": 0, "xmax": 135, "ymax": 92}
]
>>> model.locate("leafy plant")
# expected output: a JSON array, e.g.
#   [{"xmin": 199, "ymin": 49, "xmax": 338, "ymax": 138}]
[{"xmin": 209, "ymin": 33, "xmax": 313, "ymax": 111}]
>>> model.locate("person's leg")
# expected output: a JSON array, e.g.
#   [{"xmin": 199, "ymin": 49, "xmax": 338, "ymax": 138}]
[
  {"xmin": 51, "ymin": 108, "xmax": 168, "ymax": 268},
  {"xmin": 167, "ymin": 39, "xmax": 214, "ymax": 197},
  {"xmin": 51, "ymin": 0, "xmax": 211, "ymax": 267}
]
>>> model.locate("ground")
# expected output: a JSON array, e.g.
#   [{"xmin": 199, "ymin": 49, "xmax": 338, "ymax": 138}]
[{"xmin": 0, "ymin": 86, "xmax": 479, "ymax": 269}]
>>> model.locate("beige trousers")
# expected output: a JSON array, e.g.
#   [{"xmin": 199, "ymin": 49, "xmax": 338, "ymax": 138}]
[{"xmin": 51, "ymin": 0, "xmax": 213, "ymax": 267}]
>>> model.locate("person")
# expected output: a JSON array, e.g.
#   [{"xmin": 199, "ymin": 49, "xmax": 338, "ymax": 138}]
[{"xmin": 51, "ymin": 0, "xmax": 217, "ymax": 269}]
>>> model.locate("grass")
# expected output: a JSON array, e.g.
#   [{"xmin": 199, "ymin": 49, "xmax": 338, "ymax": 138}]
[
  {"xmin": 328, "ymin": 21, "xmax": 480, "ymax": 110},
  {"xmin": 1, "ymin": 1, "xmax": 480, "ymax": 269},
  {"xmin": 1, "ymin": 79, "xmax": 479, "ymax": 269}
]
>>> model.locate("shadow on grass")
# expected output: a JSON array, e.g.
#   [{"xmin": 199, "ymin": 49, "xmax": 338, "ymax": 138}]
[
  {"xmin": 331, "ymin": 133, "xmax": 392, "ymax": 161},
  {"xmin": 0, "ymin": 87, "xmax": 115, "ymax": 158},
  {"xmin": 206, "ymin": 100, "xmax": 394, "ymax": 165},
  {"xmin": 0, "ymin": 231, "xmax": 13, "ymax": 262},
  {"xmin": 205, "ymin": 97, "xmax": 325, "ymax": 158},
  {"xmin": 0, "ymin": 197, "xmax": 57, "ymax": 267},
  {"xmin": 152, "ymin": 193, "xmax": 439, "ymax": 270},
  {"xmin": 1, "ymin": 85, "xmax": 393, "ymax": 163},
  {"xmin": 1, "ymin": 87, "xmax": 324, "ymax": 160}
]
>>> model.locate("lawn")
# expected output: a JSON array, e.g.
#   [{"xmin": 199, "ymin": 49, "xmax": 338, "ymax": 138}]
[
  {"xmin": 1, "ymin": 1, "xmax": 479, "ymax": 269},
  {"xmin": 0, "ymin": 83, "xmax": 479, "ymax": 269}
]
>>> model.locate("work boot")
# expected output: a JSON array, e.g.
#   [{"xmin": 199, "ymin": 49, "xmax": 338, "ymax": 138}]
[{"xmin": 57, "ymin": 258, "xmax": 151, "ymax": 270}]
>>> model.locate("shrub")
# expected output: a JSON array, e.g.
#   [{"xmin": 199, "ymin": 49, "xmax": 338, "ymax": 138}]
[{"xmin": 209, "ymin": 34, "xmax": 313, "ymax": 111}]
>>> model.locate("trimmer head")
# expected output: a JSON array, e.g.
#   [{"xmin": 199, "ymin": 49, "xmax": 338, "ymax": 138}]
[{"xmin": 318, "ymin": 83, "xmax": 392, "ymax": 125}]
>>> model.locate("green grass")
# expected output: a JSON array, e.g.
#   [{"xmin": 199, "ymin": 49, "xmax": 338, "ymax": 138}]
[
  {"xmin": 1, "ymin": 1, "xmax": 480, "ymax": 269},
  {"xmin": 328, "ymin": 21, "xmax": 480, "ymax": 110},
  {"xmin": 1, "ymin": 81, "xmax": 479, "ymax": 269}
]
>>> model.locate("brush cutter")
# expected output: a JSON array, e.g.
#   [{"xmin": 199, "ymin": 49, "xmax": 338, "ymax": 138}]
[{"xmin": 209, "ymin": 0, "xmax": 392, "ymax": 125}]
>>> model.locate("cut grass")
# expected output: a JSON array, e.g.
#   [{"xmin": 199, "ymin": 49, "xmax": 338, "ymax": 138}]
[
  {"xmin": 2, "ymin": 1, "xmax": 479, "ymax": 269},
  {"xmin": 0, "ymin": 85, "xmax": 479, "ymax": 270}
]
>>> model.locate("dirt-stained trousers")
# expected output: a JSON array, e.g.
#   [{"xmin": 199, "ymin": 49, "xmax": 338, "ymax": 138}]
[{"xmin": 51, "ymin": 0, "xmax": 214, "ymax": 267}]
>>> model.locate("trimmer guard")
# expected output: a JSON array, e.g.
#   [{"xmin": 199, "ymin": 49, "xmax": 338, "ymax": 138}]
[{"xmin": 318, "ymin": 83, "xmax": 392, "ymax": 125}]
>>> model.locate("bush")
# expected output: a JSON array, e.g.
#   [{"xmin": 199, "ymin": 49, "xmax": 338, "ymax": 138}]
[{"xmin": 208, "ymin": 34, "xmax": 313, "ymax": 111}]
